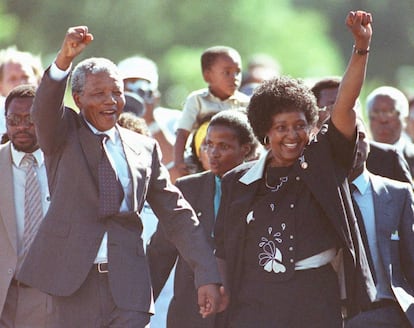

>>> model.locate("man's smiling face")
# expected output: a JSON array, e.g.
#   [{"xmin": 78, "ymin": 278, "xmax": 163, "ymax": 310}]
[{"xmin": 74, "ymin": 71, "xmax": 125, "ymax": 131}]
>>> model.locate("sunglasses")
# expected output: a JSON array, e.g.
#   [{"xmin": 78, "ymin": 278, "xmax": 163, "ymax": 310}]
[{"xmin": 125, "ymin": 80, "xmax": 154, "ymax": 103}]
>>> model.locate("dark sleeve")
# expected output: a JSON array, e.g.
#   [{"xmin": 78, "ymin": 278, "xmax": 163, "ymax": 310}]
[
  {"xmin": 147, "ymin": 145, "xmax": 221, "ymax": 288},
  {"xmin": 367, "ymin": 143, "xmax": 413, "ymax": 186},
  {"xmin": 325, "ymin": 120, "xmax": 357, "ymax": 172},
  {"xmin": 146, "ymin": 222, "xmax": 178, "ymax": 300},
  {"xmin": 31, "ymin": 67, "xmax": 71, "ymax": 155},
  {"xmin": 392, "ymin": 150, "xmax": 413, "ymax": 185}
]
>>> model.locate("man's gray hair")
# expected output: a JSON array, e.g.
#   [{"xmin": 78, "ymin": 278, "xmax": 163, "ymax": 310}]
[
  {"xmin": 365, "ymin": 86, "xmax": 409, "ymax": 119},
  {"xmin": 71, "ymin": 57, "xmax": 120, "ymax": 94}
]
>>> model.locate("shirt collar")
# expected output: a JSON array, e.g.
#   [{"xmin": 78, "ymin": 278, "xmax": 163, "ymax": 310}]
[
  {"xmin": 85, "ymin": 120, "xmax": 118, "ymax": 145},
  {"xmin": 352, "ymin": 169, "xmax": 370, "ymax": 195},
  {"xmin": 11, "ymin": 144, "xmax": 44, "ymax": 167},
  {"xmin": 239, "ymin": 149, "xmax": 270, "ymax": 185},
  {"xmin": 204, "ymin": 88, "xmax": 243, "ymax": 102},
  {"xmin": 215, "ymin": 175, "xmax": 221, "ymax": 185}
]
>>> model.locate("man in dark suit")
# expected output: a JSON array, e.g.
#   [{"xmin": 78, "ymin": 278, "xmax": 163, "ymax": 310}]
[
  {"xmin": 311, "ymin": 78, "xmax": 412, "ymax": 184},
  {"xmin": 345, "ymin": 119, "xmax": 414, "ymax": 327},
  {"xmin": 147, "ymin": 110, "xmax": 258, "ymax": 328},
  {"xmin": 17, "ymin": 26, "xmax": 222, "ymax": 327}
]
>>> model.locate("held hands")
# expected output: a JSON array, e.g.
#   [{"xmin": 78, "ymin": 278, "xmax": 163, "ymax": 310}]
[
  {"xmin": 198, "ymin": 284, "xmax": 229, "ymax": 318},
  {"xmin": 55, "ymin": 26, "xmax": 94, "ymax": 70},
  {"xmin": 346, "ymin": 11, "xmax": 372, "ymax": 50}
]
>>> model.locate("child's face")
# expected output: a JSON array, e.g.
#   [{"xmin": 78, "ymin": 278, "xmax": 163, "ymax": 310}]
[{"xmin": 203, "ymin": 52, "xmax": 242, "ymax": 100}]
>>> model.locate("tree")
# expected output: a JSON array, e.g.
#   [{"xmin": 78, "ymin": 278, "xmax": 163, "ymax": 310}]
[{"xmin": 2, "ymin": 0, "xmax": 347, "ymax": 108}]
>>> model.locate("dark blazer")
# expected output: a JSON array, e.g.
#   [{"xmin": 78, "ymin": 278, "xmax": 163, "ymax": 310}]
[
  {"xmin": 214, "ymin": 121, "xmax": 372, "ymax": 325},
  {"xmin": 17, "ymin": 70, "xmax": 221, "ymax": 313},
  {"xmin": 367, "ymin": 141, "xmax": 412, "ymax": 185},
  {"xmin": 148, "ymin": 170, "xmax": 216, "ymax": 328}
]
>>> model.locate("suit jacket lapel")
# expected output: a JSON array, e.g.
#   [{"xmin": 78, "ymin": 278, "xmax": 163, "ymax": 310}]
[
  {"xmin": 370, "ymin": 175, "xmax": 394, "ymax": 269},
  {"xmin": 197, "ymin": 173, "xmax": 216, "ymax": 236},
  {"xmin": 0, "ymin": 143, "xmax": 18, "ymax": 252},
  {"xmin": 118, "ymin": 127, "xmax": 143, "ymax": 212},
  {"xmin": 78, "ymin": 121, "xmax": 101, "ymax": 187}
]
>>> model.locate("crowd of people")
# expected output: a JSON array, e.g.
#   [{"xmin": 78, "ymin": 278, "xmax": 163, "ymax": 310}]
[{"xmin": 0, "ymin": 9, "xmax": 413, "ymax": 328}]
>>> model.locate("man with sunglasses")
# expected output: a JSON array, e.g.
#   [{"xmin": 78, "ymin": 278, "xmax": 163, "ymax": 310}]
[
  {"xmin": 118, "ymin": 56, "xmax": 181, "ymax": 180},
  {"xmin": 0, "ymin": 84, "xmax": 55, "ymax": 327}
]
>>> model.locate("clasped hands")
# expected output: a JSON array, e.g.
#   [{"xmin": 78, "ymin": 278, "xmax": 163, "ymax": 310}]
[{"xmin": 198, "ymin": 283, "xmax": 229, "ymax": 318}]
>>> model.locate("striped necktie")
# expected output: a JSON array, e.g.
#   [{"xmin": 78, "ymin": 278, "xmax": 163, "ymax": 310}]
[{"xmin": 22, "ymin": 153, "xmax": 43, "ymax": 256}]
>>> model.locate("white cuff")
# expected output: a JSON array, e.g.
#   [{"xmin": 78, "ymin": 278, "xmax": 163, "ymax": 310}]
[{"xmin": 49, "ymin": 62, "xmax": 72, "ymax": 81}]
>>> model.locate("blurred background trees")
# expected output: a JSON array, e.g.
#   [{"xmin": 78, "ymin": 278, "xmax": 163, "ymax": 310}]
[{"xmin": 1, "ymin": 0, "xmax": 413, "ymax": 108}]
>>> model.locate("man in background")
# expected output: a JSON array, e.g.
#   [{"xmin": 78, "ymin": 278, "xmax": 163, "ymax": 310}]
[
  {"xmin": 118, "ymin": 56, "xmax": 181, "ymax": 171},
  {"xmin": 0, "ymin": 47, "xmax": 43, "ymax": 136},
  {"xmin": 365, "ymin": 86, "xmax": 414, "ymax": 177},
  {"xmin": 311, "ymin": 77, "xmax": 412, "ymax": 184},
  {"xmin": 0, "ymin": 84, "xmax": 54, "ymax": 327}
]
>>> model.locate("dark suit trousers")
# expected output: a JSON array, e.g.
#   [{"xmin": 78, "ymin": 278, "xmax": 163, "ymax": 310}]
[
  {"xmin": 53, "ymin": 265, "xmax": 150, "ymax": 328},
  {"xmin": 345, "ymin": 303, "xmax": 410, "ymax": 328}
]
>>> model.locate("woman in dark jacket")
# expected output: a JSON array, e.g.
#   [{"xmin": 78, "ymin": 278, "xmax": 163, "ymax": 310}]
[{"xmin": 214, "ymin": 11, "xmax": 373, "ymax": 328}]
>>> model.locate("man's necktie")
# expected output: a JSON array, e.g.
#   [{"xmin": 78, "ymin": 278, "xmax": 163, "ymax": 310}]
[
  {"xmin": 214, "ymin": 176, "xmax": 222, "ymax": 219},
  {"xmin": 22, "ymin": 153, "xmax": 43, "ymax": 256},
  {"xmin": 98, "ymin": 134, "xmax": 124, "ymax": 217}
]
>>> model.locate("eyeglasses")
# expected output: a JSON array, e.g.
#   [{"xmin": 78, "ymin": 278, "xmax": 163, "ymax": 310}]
[
  {"xmin": 125, "ymin": 80, "xmax": 154, "ymax": 103},
  {"xmin": 6, "ymin": 114, "xmax": 34, "ymax": 126},
  {"xmin": 369, "ymin": 110, "xmax": 400, "ymax": 120}
]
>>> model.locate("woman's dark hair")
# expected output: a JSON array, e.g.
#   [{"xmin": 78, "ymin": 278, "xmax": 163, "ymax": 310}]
[
  {"xmin": 209, "ymin": 109, "xmax": 259, "ymax": 160},
  {"xmin": 247, "ymin": 76, "xmax": 318, "ymax": 145}
]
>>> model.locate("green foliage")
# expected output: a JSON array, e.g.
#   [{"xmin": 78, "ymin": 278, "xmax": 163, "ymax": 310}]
[
  {"xmin": 0, "ymin": 3, "xmax": 18, "ymax": 44},
  {"xmin": 5, "ymin": 0, "xmax": 408, "ymax": 108}
]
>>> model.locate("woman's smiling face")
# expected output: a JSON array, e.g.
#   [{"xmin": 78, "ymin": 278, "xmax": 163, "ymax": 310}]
[{"xmin": 267, "ymin": 111, "xmax": 310, "ymax": 167}]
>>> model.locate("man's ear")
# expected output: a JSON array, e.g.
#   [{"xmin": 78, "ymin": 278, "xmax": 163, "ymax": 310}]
[{"xmin": 73, "ymin": 92, "xmax": 82, "ymax": 109}]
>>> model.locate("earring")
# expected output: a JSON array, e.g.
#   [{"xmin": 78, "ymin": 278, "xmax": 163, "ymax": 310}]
[{"xmin": 263, "ymin": 135, "xmax": 270, "ymax": 145}]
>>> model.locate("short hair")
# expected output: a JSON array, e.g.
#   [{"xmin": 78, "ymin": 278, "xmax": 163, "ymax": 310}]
[
  {"xmin": 201, "ymin": 46, "xmax": 240, "ymax": 72},
  {"xmin": 71, "ymin": 57, "xmax": 120, "ymax": 94},
  {"xmin": 4, "ymin": 84, "xmax": 36, "ymax": 115},
  {"xmin": 209, "ymin": 109, "xmax": 259, "ymax": 160},
  {"xmin": 310, "ymin": 76, "xmax": 341, "ymax": 102},
  {"xmin": 0, "ymin": 46, "xmax": 43, "ymax": 82},
  {"xmin": 365, "ymin": 86, "xmax": 409, "ymax": 118},
  {"xmin": 247, "ymin": 76, "xmax": 318, "ymax": 145}
]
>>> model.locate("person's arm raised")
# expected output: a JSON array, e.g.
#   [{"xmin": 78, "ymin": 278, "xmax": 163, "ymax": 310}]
[
  {"xmin": 55, "ymin": 26, "xmax": 94, "ymax": 70},
  {"xmin": 331, "ymin": 11, "xmax": 372, "ymax": 140}
]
